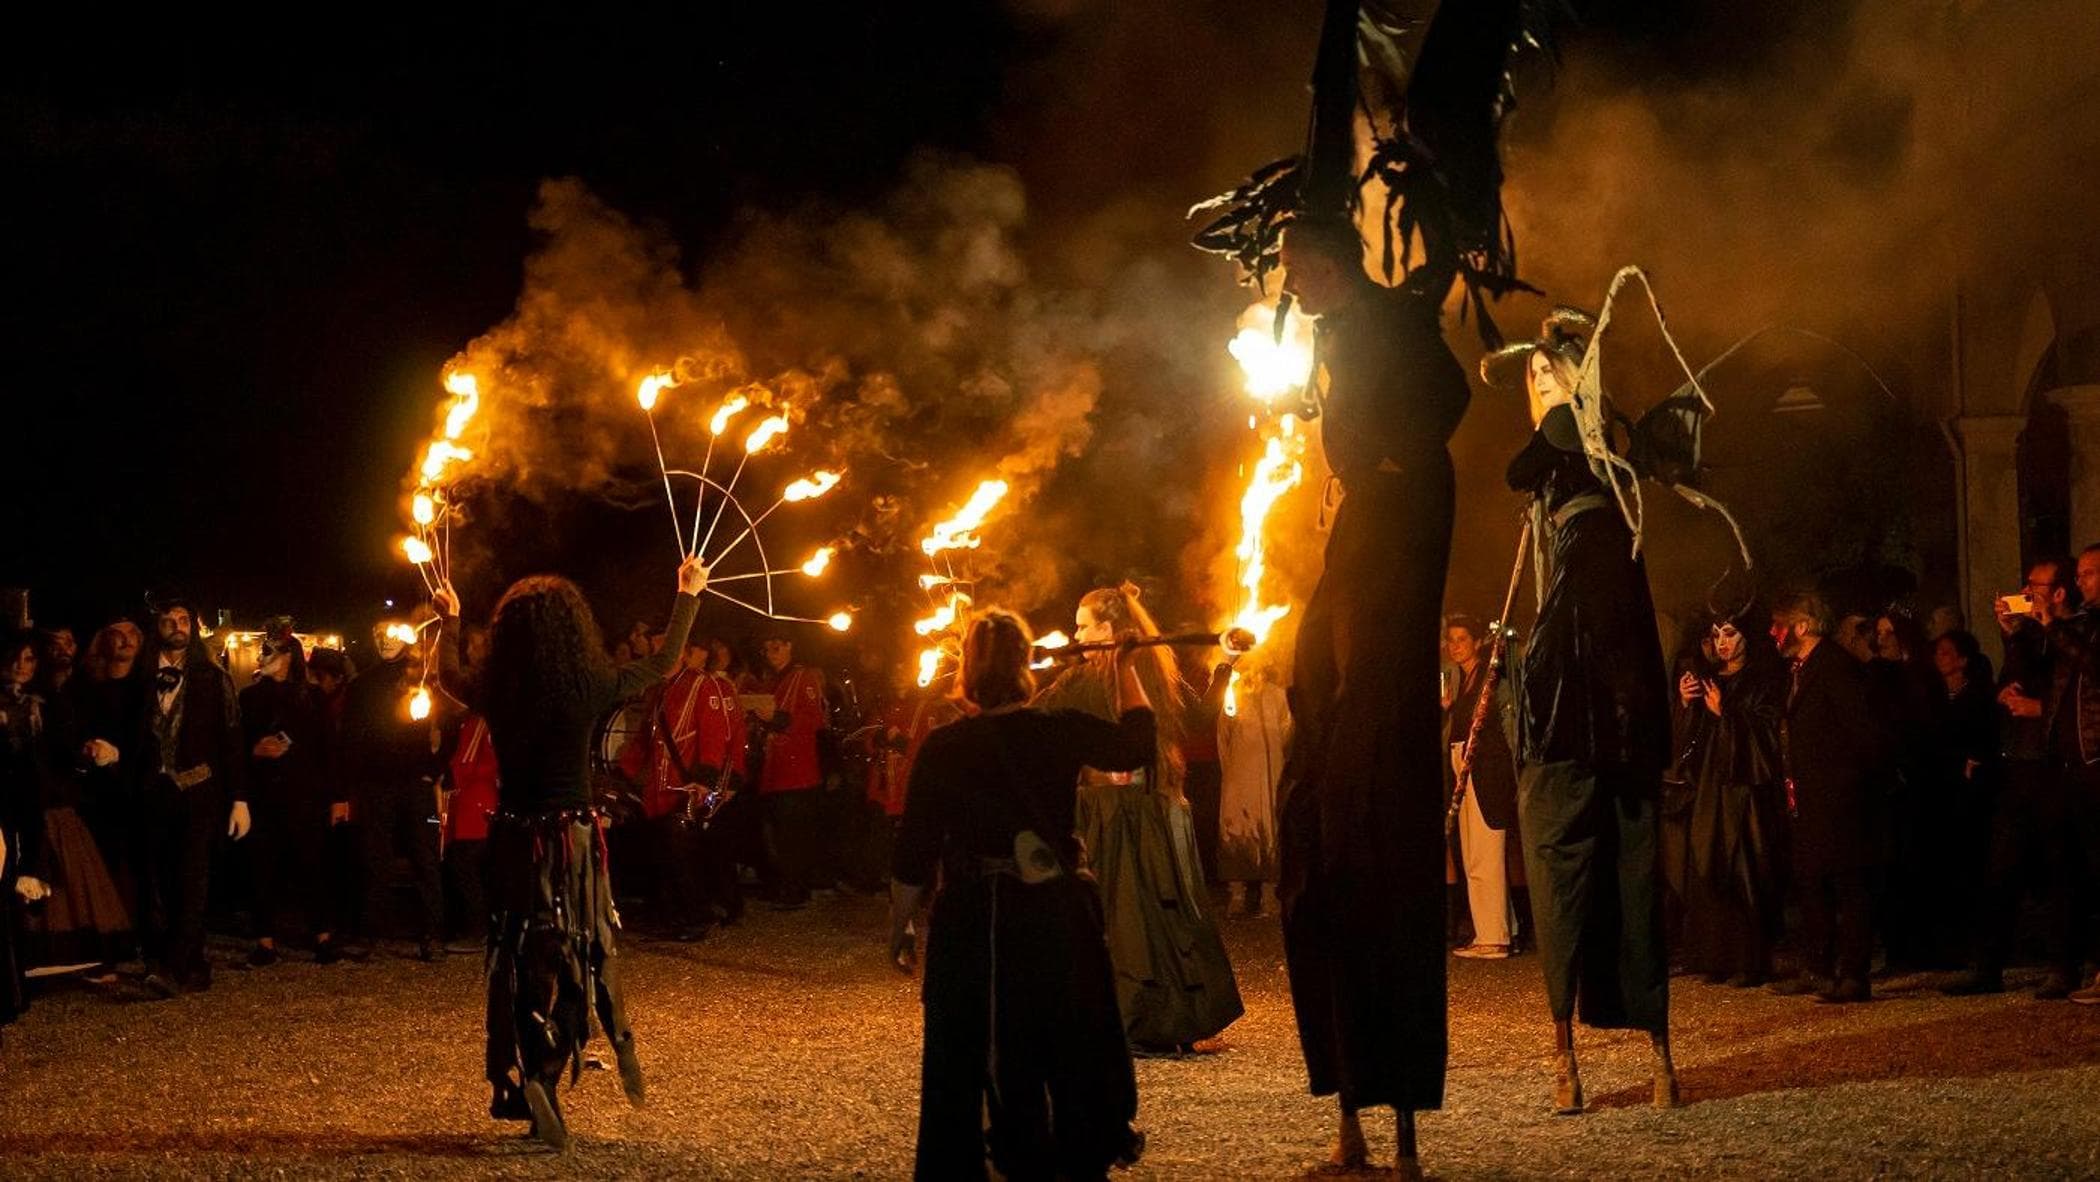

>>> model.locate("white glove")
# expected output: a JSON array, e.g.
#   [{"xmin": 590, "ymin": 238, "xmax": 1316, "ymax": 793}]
[
  {"xmin": 87, "ymin": 739, "xmax": 120, "ymax": 767},
  {"xmin": 15, "ymin": 875, "xmax": 48, "ymax": 903},
  {"xmin": 227, "ymin": 800, "xmax": 252, "ymax": 841}
]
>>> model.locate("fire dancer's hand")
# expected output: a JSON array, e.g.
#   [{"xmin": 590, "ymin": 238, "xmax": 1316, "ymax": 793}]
[
  {"xmin": 330, "ymin": 801, "xmax": 351, "ymax": 826},
  {"xmin": 227, "ymin": 800, "xmax": 252, "ymax": 841},
  {"xmin": 253, "ymin": 734, "xmax": 291, "ymax": 760},
  {"xmin": 678, "ymin": 556, "xmax": 709, "ymax": 597},
  {"xmin": 1113, "ymin": 630, "xmax": 1145, "ymax": 665},
  {"xmin": 1701, "ymin": 678, "xmax": 1723, "ymax": 717},
  {"xmin": 432, "ymin": 581, "xmax": 460, "ymax": 620},
  {"xmin": 84, "ymin": 738, "xmax": 119, "ymax": 767},
  {"xmin": 14, "ymin": 875, "xmax": 48, "ymax": 903},
  {"xmin": 1678, "ymin": 671, "xmax": 1702, "ymax": 704}
]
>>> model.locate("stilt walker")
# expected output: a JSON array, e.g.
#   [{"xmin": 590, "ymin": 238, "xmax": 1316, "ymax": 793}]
[{"xmin": 1192, "ymin": 1, "xmax": 1546, "ymax": 1174}]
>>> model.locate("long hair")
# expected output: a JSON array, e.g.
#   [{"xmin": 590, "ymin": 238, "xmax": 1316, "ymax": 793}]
[
  {"xmin": 1076, "ymin": 581, "xmax": 1189, "ymax": 799},
  {"xmin": 1077, "ymin": 582, "xmax": 1189, "ymax": 722},
  {"xmin": 482, "ymin": 575, "xmax": 614, "ymax": 738},
  {"xmin": 957, "ymin": 609, "xmax": 1035, "ymax": 711},
  {"xmin": 1522, "ymin": 344, "xmax": 1583, "ymax": 429}
]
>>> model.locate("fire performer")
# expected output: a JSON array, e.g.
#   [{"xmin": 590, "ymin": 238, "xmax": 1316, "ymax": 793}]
[
  {"xmin": 1194, "ymin": 0, "xmax": 1543, "ymax": 1170},
  {"xmin": 1486, "ymin": 314, "xmax": 1677, "ymax": 1112},
  {"xmin": 1033, "ymin": 583, "xmax": 1242, "ymax": 1054},
  {"xmin": 889, "ymin": 609, "xmax": 1153, "ymax": 1179},
  {"xmin": 434, "ymin": 555, "xmax": 706, "ymax": 1150}
]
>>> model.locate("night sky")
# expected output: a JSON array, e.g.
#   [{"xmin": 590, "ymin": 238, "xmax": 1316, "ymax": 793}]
[{"xmin": 2, "ymin": 2, "xmax": 1846, "ymax": 642}]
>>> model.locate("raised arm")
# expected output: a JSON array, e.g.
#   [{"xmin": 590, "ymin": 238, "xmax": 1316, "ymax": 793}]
[{"xmin": 602, "ymin": 558, "xmax": 708, "ymax": 709}]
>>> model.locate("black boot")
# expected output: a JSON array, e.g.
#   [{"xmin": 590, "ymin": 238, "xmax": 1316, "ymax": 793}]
[{"xmin": 612, "ymin": 1033, "xmax": 646, "ymax": 1108}]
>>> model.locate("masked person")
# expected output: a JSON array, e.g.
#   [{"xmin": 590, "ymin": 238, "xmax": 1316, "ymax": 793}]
[
  {"xmin": 239, "ymin": 620, "xmax": 342, "ymax": 966},
  {"xmin": 137, "ymin": 594, "xmax": 249, "ymax": 995},
  {"xmin": 435, "ymin": 556, "xmax": 705, "ymax": 1151},
  {"xmin": 1035, "ymin": 582, "xmax": 1242, "ymax": 1056},
  {"xmin": 889, "ymin": 609, "xmax": 1154, "ymax": 1181},
  {"xmin": 1671, "ymin": 608, "xmax": 1787, "ymax": 986},
  {"xmin": 341, "ymin": 613, "xmax": 443, "ymax": 961}
]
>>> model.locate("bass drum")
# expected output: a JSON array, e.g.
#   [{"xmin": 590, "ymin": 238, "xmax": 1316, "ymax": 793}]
[{"xmin": 589, "ymin": 700, "xmax": 650, "ymax": 824}]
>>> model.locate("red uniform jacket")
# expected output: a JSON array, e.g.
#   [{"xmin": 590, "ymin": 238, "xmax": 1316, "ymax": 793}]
[
  {"xmin": 744, "ymin": 664, "xmax": 828, "ymax": 795},
  {"xmin": 637, "ymin": 669, "xmax": 747, "ymax": 820},
  {"xmin": 867, "ymin": 694, "xmax": 965, "ymax": 818},
  {"xmin": 446, "ymin": 715, "xmax": 499, "ymax": 843}
]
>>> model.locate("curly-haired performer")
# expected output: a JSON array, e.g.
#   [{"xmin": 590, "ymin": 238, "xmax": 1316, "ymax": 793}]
[{"xmin": 435, "ymin": 555, "xmax": 706, "ymax": 1149}]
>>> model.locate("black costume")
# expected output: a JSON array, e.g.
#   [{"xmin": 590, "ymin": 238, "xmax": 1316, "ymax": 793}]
[
  {"xmin": 1281, "ymin": 279, "xmax": 1469, "ymax": 1113},
  {"xmin": 439, "ymin": 591, "xmax": 695, "ymax": 1126},
  {"xmin": 1780, "ymin": 639, "xmax": 1881, "ymax": 990},
  {"xmin": 139, "ymin": 644, "xmax": 246, "ymax": 989},
  {"xmin": 1507, "ymin": 403, "xmax": 1672, "ymax": 1035},
  {"xmin": 1671, "ymin": 643, "xmax": 1786, "ymax": 982},
  {"xmin": 240, "ymin": 677, "xmax": 340, "ymax": 945},
  {"xmin": 341, "ymin": 655, "xmax": 442, "ymax": 945},
  {"xmin": 895, "ymin": 706, "xmax": 1155, "ymax": 1181},
  {"xmin": 69, "ymin": 673, "xmax": 147, "ymax": 918}
]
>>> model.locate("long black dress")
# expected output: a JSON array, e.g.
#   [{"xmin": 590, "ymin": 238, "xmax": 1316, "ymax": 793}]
[
  {"xmin": 1507, "ymin": 403, "xmax": 1672, "ymax": 1034},
  {"xmin": 1672, "ymin": 657, "xmax": 1786, "ymax": 980},
  {"xmin": 239, "ymin": 678, "xmax": 337, "ymax": 943},
  {"xmin": 1281, "ymin": 280, "xmax": 1468, "ymax": 1113},
  {"xmin": 439, "ymin": 591, "xmax": 696, "ymax": 1120},
  {"xmin": 895, "ymin": 706, "xmax": 1155, "ymax": 1181}
]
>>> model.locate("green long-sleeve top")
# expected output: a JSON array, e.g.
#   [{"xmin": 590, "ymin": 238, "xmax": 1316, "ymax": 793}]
[{"xmin": 441, "ymin": 591, "xmax": 697, "ymax": 814}]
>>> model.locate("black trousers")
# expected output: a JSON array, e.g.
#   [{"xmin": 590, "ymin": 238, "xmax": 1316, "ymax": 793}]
[
  {"xmin": 649, "ymin": 814, "xmax": 709, "ymax": 929},
  {"xmin": 251, "ymin": 790, "xmax": 336, "ymax": 941},
  {"xmin": 1793, "ymin": 864, "xmax": 1872, "ymax": 984},
  {"xmin": 763, "ymin": 787, "xmax": 824, "ymax": 903},
  {"xmin": 444, "ymin": 837, "xmax": 488, "ymax": 942},
  {"xmin": 141, "ymin": 778, "xmax": 221, "ymax": 984},
  {"xmin": 358, "ymin": 778, "xmax": 443, "ymax": 942},
  {"xmin": 1975, "ymin": 760, "xmax": 2083, "ymax": 979}
]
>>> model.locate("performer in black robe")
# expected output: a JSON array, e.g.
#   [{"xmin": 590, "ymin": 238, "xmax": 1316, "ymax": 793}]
[
  {"xmin": 435, "ymin": 557, "xmax": 703, "ymax": 1150},
  {"xmin": 1671, "ymin": 609, "xmax": 1786, "ymax": 985},
  {"xmin": 1491, "ymin": 320, "xmax": 1677, "ymax": 1114},
  {"xmin": 1274, "ymin": 214, "xmax": 1469, "ymax": 1170},
  {"xmin": 889, "ymin": 609, "xmax": 1152, "ymax": 1181}
]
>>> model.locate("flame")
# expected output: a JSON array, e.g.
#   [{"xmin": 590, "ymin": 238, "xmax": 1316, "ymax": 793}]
[
  {"xmin": 921, "ymin": 480, "xmax": 1010, "ymax": 556},
  {"xmin": 916, "ymin": 647, "xmax": 942, "ymax": 688},
  {"xmin": 918, "ymin": 574, "xmax": 957, "ymax": 591},
  {"xmin": 1226, "ymin": 301, "xmax": 1317, "ymax": 402},
  {"xmin": 913, "ymin": 591, "xmax": 972, "ymax": 637},
  {"xmin": 1029, "ymin": 630, "xmax": 1070, "ymax": 671},
  {"xmin": 744, "ymin": 414, "xmax": 789, "ymax": 454},
  {"xmin": 636, "ymin": 370, "xmax": 676, "ymax": 412},
  {"xmin": 420, "ymin": 440, "xmax": 474, "ymax": 485},
  {"xmin": 408, "ymin": 687, "xmax": 432, "ymax": 722},
  {"xmin": 827, "ymin": 611, "xmax": 853, "ymax": 633},
  {"xmin": 709, "ymin": 393, "xmax": 750, "ymax": 436},
  {"xmin": 1228, "ymin": 433, "xmax": 1305, "ymax": 650},
  {"xmin": 383, "ymin": 623, "xmax": 418, "ymax": 646},
  {"xmin": 783, "ymin": 470, "xmax": 842, "ymax": 502},
  {"xmin": 401, "ymin": 536, "xmax": 434, "ymax": 565},
  {"xmin": 441, "ymin": 372, "xmax": 480, "ymax": 440},
  {"xmin": 800, "ymin": 547, "xmax": 835, "ymax": 577},
  {"xmin": 411, "ymin": 493, "xmax": 436, "ymax": 526}
]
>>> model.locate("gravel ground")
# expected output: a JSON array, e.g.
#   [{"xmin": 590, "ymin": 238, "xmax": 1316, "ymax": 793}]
[{"xmin": 3, "ymin": 897, "xmax": 2098, "ymax": 1179}]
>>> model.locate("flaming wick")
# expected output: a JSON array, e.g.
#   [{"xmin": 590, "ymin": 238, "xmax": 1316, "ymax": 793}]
[{"xmin": 637, "ymin": 372, "xmax": 687, "ymax": 558}]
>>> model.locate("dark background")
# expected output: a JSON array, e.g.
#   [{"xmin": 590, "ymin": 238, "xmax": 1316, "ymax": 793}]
[{"xmin": 1, "ymin": 2, "xmax": 1925, "ymax": 654}]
